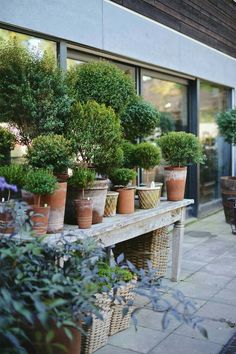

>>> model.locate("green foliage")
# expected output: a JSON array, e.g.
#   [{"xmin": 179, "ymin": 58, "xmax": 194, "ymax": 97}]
[
  {"xmin": 68, "ymin": 167, "xmax": 96, "ymax": 189},
  {"xmin": 133, "ymin": 142, "xmax": 162, "ymax": 170},
  {"xmin": 24, "ymin": 169, "xmax": 57, "ymax": 196},
  {"xmin": 26, "ymin": 135, "xmax": 73, "ymax": 173},
  {"xmin": 67, "ymin": 61, "xmax": 136, "ymax": 114},
  {"xmin": 0, "ymin": 39, "xmax": 72, "ymax": 144},
  {"xmin": 109, "ymin": 168, "xmax": 136, "ymax": 187},
  {"xmin": 120, "ymin": 98, "xmax": 160, "ymax": 142},
  {"xmin": 0, "ymin": 164, "xmax": 26, "ymax": 189},
  {"xmin": 157, "ymin": 131, "xmax": 204, "ymax": 167},
  {"xmin": 0, "ymin": 127, "xmax": 16, "ymax": 165},
  {"xmin": 122, "ymin": 141, "xmax": 136, "ymax": 169},
  {"xmin": 216, "ymin": 109, "xmax": 236, "ymax": 144},
  {"xmin": 159, "ymin": 112, "xmax": 175, "ymax": 135},
  {"xmin": 98, "ymin": 262, "xmax": 133, "ymax": 290},
  {"xmin": 67, "ymin": 101, "xmax": 123, "ymax": 175}
]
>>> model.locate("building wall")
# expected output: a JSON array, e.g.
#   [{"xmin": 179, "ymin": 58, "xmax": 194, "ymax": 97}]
[
  {"xmin": 1, "ymin": 0, "xmax": 236, "ymax": 93},
  {"xmin": 111, "ymin": 0, "xmax": 236, "ymax": 59}
]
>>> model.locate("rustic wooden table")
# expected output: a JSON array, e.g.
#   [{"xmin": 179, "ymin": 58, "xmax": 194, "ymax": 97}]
[{"xmin": 47, "ymin": 198, "xmax": 194, "ymax": 282}]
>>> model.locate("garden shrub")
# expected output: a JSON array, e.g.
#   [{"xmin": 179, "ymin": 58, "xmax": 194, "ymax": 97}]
[
  {"xmin": 217, "ymin": 108, "xmax": 236, "ymax": 144},
  {"xmin": 133, "ymin": 142, "xmax": 162, "ymax": 170},
  {"xmin": 0, "ymin": 127, "xmax": 16, "ymax": 165}
]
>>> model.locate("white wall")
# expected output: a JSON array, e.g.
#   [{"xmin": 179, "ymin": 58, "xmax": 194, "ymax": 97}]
[{"xmin": 1, "ymin": 0, "xmax": 236, "ymax": 92}]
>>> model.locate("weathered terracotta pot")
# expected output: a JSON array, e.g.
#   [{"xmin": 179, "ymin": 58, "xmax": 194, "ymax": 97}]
[
  {"xmin": 65, "ymin": 179, "xmax": 108, "ymax": 225},
  {"xmin": 29, "ymin": 205, "xmax": 50, "ymax": 236},
  {"xmin": 0, "ymin": 211, "xmax": 14, "ymax": 234},
  {"xmin": 117, "ymin": 188, "xmax": 135, "ymax": 214},
  {"xmin": 137, "ymin": 184, "xmax": 163, "ymax": 209},
  {"xmin": 41, "ymin": 182, "xmax": 67, "ymax": 233},
  {"xmin": 164, "ymin": 166, "xmax": 187, "ymax": 201},
  {"xmin": 74, "ymin": 198, "xmax": 93, "ymax": 229},
  {"xmin": 220, "ymin": 176, "xmax": 236, "ymax": 224},
  {"xmin": 104, "ymin": 191, "xmax": 119, "ymax": 217}
]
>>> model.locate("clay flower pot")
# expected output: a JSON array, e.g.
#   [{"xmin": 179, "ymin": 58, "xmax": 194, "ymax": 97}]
[
  {"xmin": 117, "ymin": 188, "xmax": 135, "ymax": 214},
  {"xmin": 164, "ymin": 167, "xmax": 187, "ymax": 201},
  {"xmin": 104, "ymin": 191, "xmax": 119, "ymax": 217},
  {"xmin": 74, "ymin": 198, "xmax": 93, "ymax": 229},
  {"xmin": 29, "ymin": 205, "xmax": 50, "ymax": 236},
  {"xmin": 0, "ymin": 211, "xmax": 14, "ymax": 234},
  {"xmin": 137, "ymin": 183, "xmax": 163, "ymax": 209}
]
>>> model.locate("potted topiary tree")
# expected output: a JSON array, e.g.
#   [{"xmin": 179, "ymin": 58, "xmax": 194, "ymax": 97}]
[
  {"xmin": 66, "ymin": 167, "xmax": 96, "ymax": 228},
  {"xmin": 24, "ymin": 169, "xmax": 57, "ymax": 235},
  {"xmin": 0, "ymin": 126, "xmax": 16, "ymax": 165},
  {"xmin": 26, "ymin": 134, "xmax": 73, "ymax": 232},
  {"xmin": 216, "ymin": 108, "xmax": 236, "ymax": 223},
  {"xmin": 109, "ymin": 168, "xmax": 137, "ymax": 214},
  {"xmin": 157, "ymin": 131, "xmax": 204, "ymax": 201},
  {"xmin": 134, "ymin": 142, "xmax": 163, "ymax": 209}
]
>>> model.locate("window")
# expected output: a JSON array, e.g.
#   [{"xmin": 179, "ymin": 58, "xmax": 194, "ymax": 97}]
[{"xmin": 199, "ymin": 81, "xmax": 231, "ymax": 204}]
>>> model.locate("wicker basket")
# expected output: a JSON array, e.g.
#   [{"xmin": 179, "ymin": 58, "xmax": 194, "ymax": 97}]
[
  {"xmin": 104, "ymin": 191, "xmax": 119, "ymax": 217},
  {"xmin": 137, "ymin": 185, "xmax": 162, "ymax": 209},
  {"xmin": 114, "ymin": 227, "xmax": 169, "ymax": 278},
  {"xmin": 81, "ymin": 309, "xmax": 113, "ymax": 354},
  {"xmin": 109, "ymin": 282, "xmax": 136, "ymax": 336}
]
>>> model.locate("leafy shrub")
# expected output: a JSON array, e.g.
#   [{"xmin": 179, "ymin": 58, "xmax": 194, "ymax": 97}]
[
  {"xmin": 122, "ymin": 141, "xmax": 136, "ymax": 169},
  {"xmin": 0, "ymin": 164, "xmax": 26, "ymax": 189},
  {"xmin": 67, "ymin": 61, "xmax": 136, "ymax": 114},
  {"xmin": 217, "ymin": 109, "xmax": 236, "ymax": 144},
  {"xmin": 0, "ymin": 127, "xmax": 16, "ymax": 165},
  {"xmin": 109, "ymin": 168, "xmax": 136, "ymax": 187},
  {"xmin": 67, "ymin": 101, "xmax": 123, "ymax": 175},
  {"xmin": 68, "ymin": 167, "xmax": 96, "ymax": 189},
  {"xmin": 0, "ymin": 39, "xmax": 72, "ymax": 144},
  {"xmin": 157, "ymin": 131, "xmax": 204, "ymax": 167},
  {"xmin": 24, "ymin": 169, "xmax": 57, "ymax": 196},
  {"xmin": 26, "ymin": 135, "xmax": 73, "ymax": 173},
  {"xmin": 133, "ymin": 142, "xmax": 162, "ymax": 170},
  {"xmin": 159, "ymin": 112, "xmax": 175, "ymax": 135},
  {"xmin": 121, "ymin": 98, "xmax": 160, "ymax": 142}
]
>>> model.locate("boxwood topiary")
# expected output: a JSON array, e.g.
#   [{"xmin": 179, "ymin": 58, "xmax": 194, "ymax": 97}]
[
  {"xmin": 120, "ymin": 98, "xmax": 160, "ymax": 142},
  {"xmin": 157, "ymin": 131, "xmax": 204, "ymax": 167},
  {"xmin": 133, "ymin": 142, "xmax": 162, "ymax": 170},
  {"xmin": 67, "ymin": 61, "xmax": 136, "ymax": 114},
  {"xmin": 0, "ymin": 164, "xmax": 26, "ymax": 189},
  {"xmin": 159, "ymin": 112, "xmax": 175, "ymax": 135},
  {"xmin": 68, "ymin": 167, "xmax": 96, "ymax": 189},
  {"xmin": 26, "ymin": 134, "xmax": 73, "ymax": 173},
  {"xmin": 0, "ymin": 127, "xmax": 16, "ymax": 165},
  {"xmin": 217, "ymin": 109, "xmax": 236, "ymax": 144},
  {"xmin": 109, "ymin": 168, "xmax": 136, "ymax": 187},
  {"xmin": 24, "ymin": 169, "xmax": 57, "ymax": 202}
]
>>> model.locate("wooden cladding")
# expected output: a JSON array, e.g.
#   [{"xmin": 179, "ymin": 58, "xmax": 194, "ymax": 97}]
[{"xmin": 111, "ymin": 0, "xmax": 236, "ymax": 58}]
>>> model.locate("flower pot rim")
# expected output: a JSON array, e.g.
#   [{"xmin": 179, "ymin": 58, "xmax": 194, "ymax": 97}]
[
  {"xmin": 164, "ymin": 166, "xmax": 187, "ymax": 170},
  {"xmin": 106, "ymin": 191, "xmax": 119, "ymax": 196},
  {"xmin": 136, "ymin": 186, "xmax": 162, "ymax": 191}
]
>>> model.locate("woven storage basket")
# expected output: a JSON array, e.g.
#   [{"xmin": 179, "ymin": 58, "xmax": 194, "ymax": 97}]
[
  {"xmin": 114, "ymin": 227, "xmax": 169, "ymax": 278},
  {"xmin": 81, "ymin": 309, "xmax": 113, "ymax": 354},
  {"xmin": 109, "ymin": 281, "xmax": 136, "ymax": 336}
]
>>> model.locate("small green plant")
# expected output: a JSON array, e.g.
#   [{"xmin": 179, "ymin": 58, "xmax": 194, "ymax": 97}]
[
  {"xmin": 24, "ymin": 169, "xmax": 57, "ymax": 206},
  {"xmin": 217, "ymin": 108, "xmax": 236, "ymax": 144},
  {"xmin": 67, "ymin": 101, "xmax": 123, "ymax": 175},
  {"xmin": 97, "ymin": 261, "xmax": 133, "ymax": 291},
  {"xmin": 0, "ymin": 164, "xmax": 25, "ymax": 200},
  {"xmin": 120, "ymin": 98, "xmax": 160, "ymax": 142},
  {"xmin": 109, "ymin": 168, "xmax": 136, "ymax": 187},
  {"xmin": 133, "ymin": 142, "xmax": 162, "ymax": 170},
  {"xmin": 67, "ymin": 61, "xmax": 136, "ymax": 114},
  {"xmin": 68, "ymin": 167, "xmax": 96, "ymax": 198},
  {"xmin": 0, "ymin": 127, "xmax": 16, "ymax": 165},
  {"xmin": 26, "ymin": 134, "xmax": 73, "ymax": 173},
  {"xmin": 122, "ymin": 141, "xmax": 136, "ymax": 169},
  {"xmin": 157, "ymin": 131, "xmax": 204, "ymax": 167}
]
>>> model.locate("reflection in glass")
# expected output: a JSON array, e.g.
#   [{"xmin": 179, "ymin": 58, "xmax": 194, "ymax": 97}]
[
  {"xmin": 199, "ymin": 81, "xmax": 230, "ymax": 204},
  {"xmin": 67, "ymin": 58, "xmax": 85, "ymax": 69},
  {"xmin": 0, "ymin": 28, "xmax": 57, "ymax": 58}
]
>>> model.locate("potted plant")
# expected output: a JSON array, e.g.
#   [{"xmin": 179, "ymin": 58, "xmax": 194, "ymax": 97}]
[
  {"xmin": 24, "ymin": 169, "xmax": 57, "ymax": 235},
  {"xmin": 0, "ymin": 126, "xmax": 16, "ymax": 165},
  {"xmin": 66, "ymin": 167, "xmax": 96, "ymax": 228},
  {"xmin": 26, "ymin": 134, "xmax": 73, "ymax": 232},
  {"xmin": 216, "ymin": 108, "xmax": 236, "ymax": 223},
  {"xmin": 109, "ymin": 168, "xmax": 137, "ymax": 214},
  {"xmin": 157, "ymin": 131, "xmax": 204, "ymax": 201},
  {"xmin": 0, "ymin": 164, "xmax": 25, "ymax": 201},
  {"xmin": 134, "ymin": 142, "xmax": 162, "ymax": 209}
]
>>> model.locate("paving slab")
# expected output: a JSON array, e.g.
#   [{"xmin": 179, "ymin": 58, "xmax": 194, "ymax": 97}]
[
  {"xmin": 149, "ymin": 333, "xmax": 223, "ymax": 354},
  {"xmin": 94, "ymin": 345, "xmax": 141, "ymax": 354},
  {"xmin": 186, "ymin": 271, "xmax": 232, "ymax": 289},
  {"xmin": 225, "ymin": 278, "xmax": 236, "ymax": 290},
  {"xmin": 197, "ymin": 301, "xmax": 236, "ymax": 323},
  {"xmin": 211, "ymin": 288, "xmax": 236, "ymax": 307}
]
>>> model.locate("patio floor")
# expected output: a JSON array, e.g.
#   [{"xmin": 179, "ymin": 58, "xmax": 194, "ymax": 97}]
[{"xmin": 95, "ymin": 210, "xmax": 236, "ymax": 354}]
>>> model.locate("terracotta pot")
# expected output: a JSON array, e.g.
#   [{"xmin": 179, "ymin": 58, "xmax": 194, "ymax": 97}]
[
  {"xmin": 65, "ymin": 179, "xmax": 108, "ymax": 225},
  {"xmin": 0, "ymin": 211, "xmax": 14, "ymax": 234},
  {"xmin": 74, "ymin": 199, "xmax": 93, "ymax": 229},
  {"xmin": 21, "ymin": 189, "xmax": 35, "ymax": 205},
  {"xmin": 220, "ymin": 176, "xmax": 236, "ymax": 224},
  {"xmin": 117, "ymin": 188, "xmax": 135, "ymax": 214},
  {"xmin": 41, "ymin": 182, "xmax": 67, "ymax": 233},
  {"xmin": 29, "ymin": 205, "xmax": 50, "ymax": 236},
  {"xmin": 137, "ymin": 184, "xmax": 163, "ymax": 209},
  {"xmin": 104, "ymin": 191, "xmax": 119, "ymax": 217},
  {"xmin": 164, "ymin": 166, "xmax": 187, "ymax": 201}
]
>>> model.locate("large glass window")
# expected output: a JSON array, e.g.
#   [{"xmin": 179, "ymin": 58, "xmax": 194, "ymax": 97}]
[
  {"xmin": 141, "ymin": 71, "xmax": 188, "ymax": 185},
  {"xmin": 199, "ymin": 81, "xmax": 231, "ymax": 204}
]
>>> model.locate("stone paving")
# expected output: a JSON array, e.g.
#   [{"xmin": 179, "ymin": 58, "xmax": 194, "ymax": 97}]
[{"xmin": 95, "ymin": 210, "xmax": 236, "ymax": 354}]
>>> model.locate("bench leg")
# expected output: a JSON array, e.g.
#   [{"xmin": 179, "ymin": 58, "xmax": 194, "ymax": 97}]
[{"xmin": 171, "ymin": 209, "xmax": 186, "ymax": 282}]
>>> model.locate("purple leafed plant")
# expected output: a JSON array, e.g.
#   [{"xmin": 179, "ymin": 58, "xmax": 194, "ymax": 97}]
[{"xmin": 0, "ymin": 177, "xmax": 17, "ymax": 194}]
